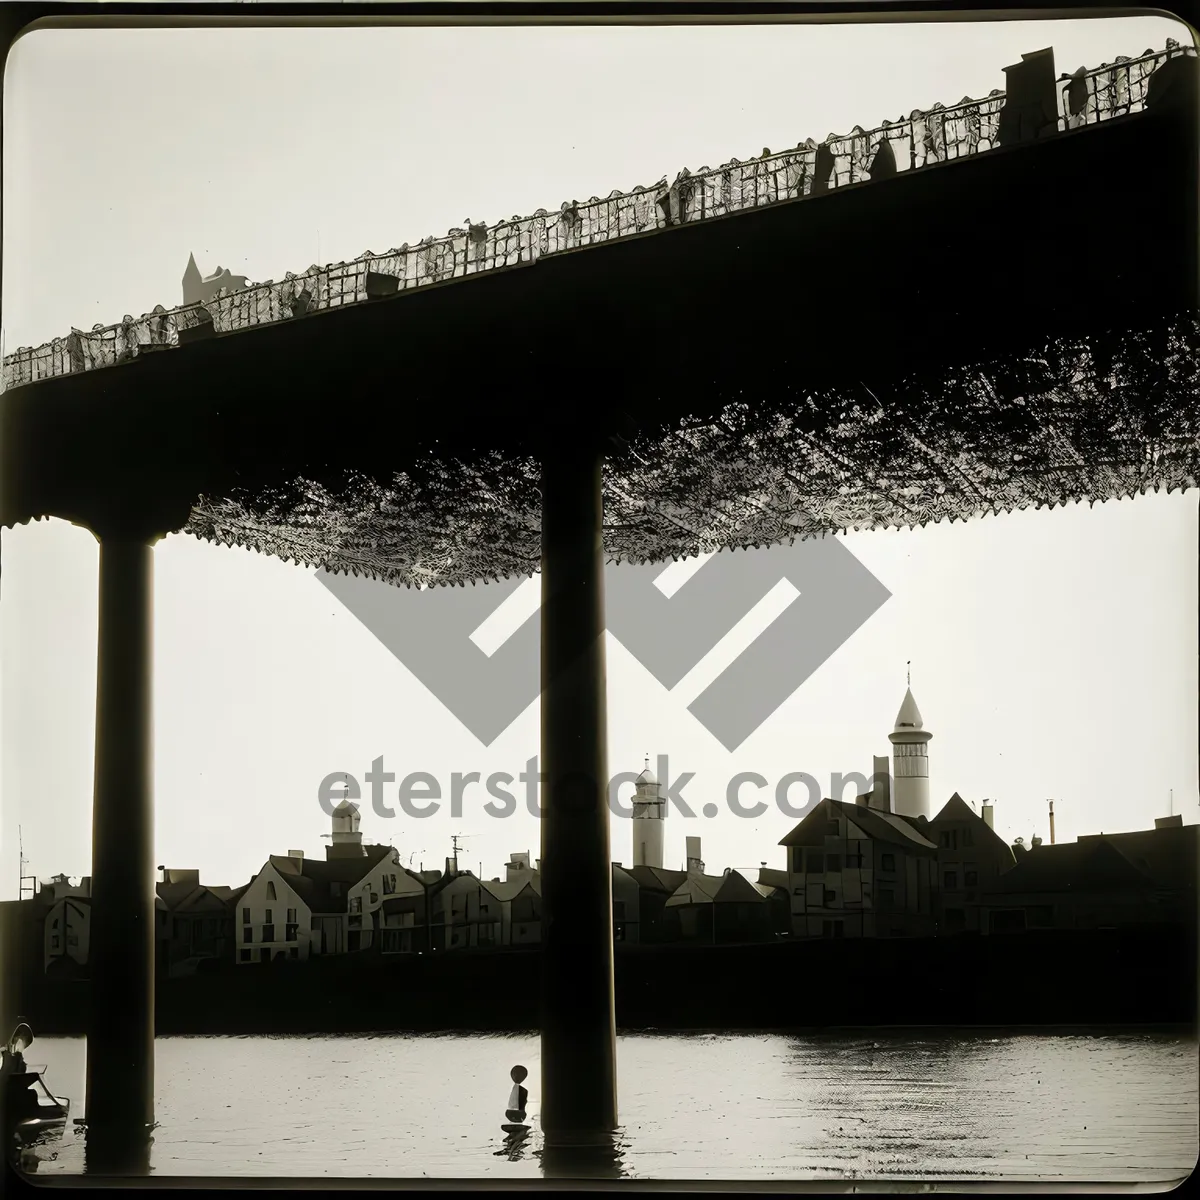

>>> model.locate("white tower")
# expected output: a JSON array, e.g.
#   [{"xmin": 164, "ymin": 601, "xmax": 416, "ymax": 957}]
[
  {"xmin": 888, "ymin": 678, "xmax": 932, "ymax": 821},
  {"xmin": 328, "ymin": 798, "xmax": 365, "ymax": 859},
  {"xmin": 631, "ymin": 756, "xmax": 665, "ymax": 870}
]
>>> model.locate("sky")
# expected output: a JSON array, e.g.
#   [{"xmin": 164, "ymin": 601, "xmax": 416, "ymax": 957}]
[{"xmin": 1, "ymin": 15, "xmax": 1197, "ymax": 897}]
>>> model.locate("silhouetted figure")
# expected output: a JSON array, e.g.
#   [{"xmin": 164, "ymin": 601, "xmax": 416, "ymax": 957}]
[{"xmin": 505, "ymin": 1064, "xmax": 529, "ymax": 1126}]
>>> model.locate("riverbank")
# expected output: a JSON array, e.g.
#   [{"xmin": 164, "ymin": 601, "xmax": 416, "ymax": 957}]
[{"xmin": 12, "ymin": 925, "xmax": 1196, "ymax": 1035}]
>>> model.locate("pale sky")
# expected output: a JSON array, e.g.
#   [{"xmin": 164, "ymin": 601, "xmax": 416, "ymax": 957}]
[{"xmin": 2, "ymin": 16, "xmax": 1196, "ymax": 897}]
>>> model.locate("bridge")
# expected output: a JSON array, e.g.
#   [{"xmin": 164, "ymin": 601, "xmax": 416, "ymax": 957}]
[{"xmin": 1, "ymin": 38, "xmax": 1197, "ymax": 1170}]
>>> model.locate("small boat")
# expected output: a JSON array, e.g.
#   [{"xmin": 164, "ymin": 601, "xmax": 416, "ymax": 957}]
[{"xmin": 2, "ymin": 1022, "xmax": 70, "ymax": 1151}]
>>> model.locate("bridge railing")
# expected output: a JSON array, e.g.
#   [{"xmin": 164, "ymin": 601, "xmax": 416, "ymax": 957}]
[{"xmin": 2, "ymin": 40, "xmax": 1193, "ymax": 393}]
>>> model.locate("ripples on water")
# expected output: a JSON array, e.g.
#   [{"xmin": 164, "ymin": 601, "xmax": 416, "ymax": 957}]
[{"xmin": 19, "ymin": 1031, "xmax": 1198, "ymax": 1180}]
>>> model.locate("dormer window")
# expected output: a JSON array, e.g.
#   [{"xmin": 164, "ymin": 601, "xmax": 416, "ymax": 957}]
[{"xmin": 267, "ymin": 882, "xmax": 277, "ymax": 901}]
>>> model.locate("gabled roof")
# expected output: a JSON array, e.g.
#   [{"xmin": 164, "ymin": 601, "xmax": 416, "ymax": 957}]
[
  {"xmin": 987, "ymin": 837, "xmax": 1157, "ymax": 896},
  {"xmin": 1076, "ymin": 825, "xmax": 1198, "ymax": 891},
  {"xmin": 624, "ymin": 865, "xmax": 688, "ymax": 894},
  {"xmin": 924, "ymin": 793, "xmax": 1017, "ymax": 863},
  {"xmin": 665, "ymin": 870, "xmax": 768, "ymax": 906},
  {"xmin": 481, "ymin": 876, "xmax": 542, "ymax": 903},
  {"xmin": 780, "ymin": 799, "xmax": 936, "ymax": 853},
  {"xmin": 758, "ymin": 867, "xmax": 790, "ymax": 890}
]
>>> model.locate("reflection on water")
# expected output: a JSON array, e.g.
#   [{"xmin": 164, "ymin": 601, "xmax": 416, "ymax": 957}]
[{"xmin": 15, "ymin": 1031, "xmax": 1198, "ymax": 1181}]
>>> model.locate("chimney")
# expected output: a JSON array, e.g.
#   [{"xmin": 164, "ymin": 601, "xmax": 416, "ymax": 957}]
[
  {"xmin": 981, "ymin": 800, "xmax": 995, "ymax": 831},
  {"xmin": 685, "ymin": 836, "xmax": 704, "ymax": 875},
  {"xmin": 997, "ymin": 47, "xmax": 1058, "ymax": 147},
  {"xmin": 1031, "ymin": 835, "xmax": 1043, "ymax": 849},
  {"xmin": 288, "ymin": 850, "xmax": 304, "ymax": 860},
  {"xmin": 1048, "ymin": 800, "xmax": 1056, "ymax": 846},
  {"xmin": 1155, "ymin": 815, "xmax": 1184, "ymax": 830},
  {"xmin": 506, "ymin": 852, "xmax": 532, "ymax": 882},
  {"xmin": 444, "ymin": 856, "xmax": 456, "ymax": 877}
]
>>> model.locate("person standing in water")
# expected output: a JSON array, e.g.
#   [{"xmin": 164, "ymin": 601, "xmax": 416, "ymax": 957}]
[{"xmin": 505, "ymin": 1065, "xmax": 529, "ymax": 1125}]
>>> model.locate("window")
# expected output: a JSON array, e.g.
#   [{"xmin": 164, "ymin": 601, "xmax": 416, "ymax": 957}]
[
  {"xmin": 50, "ymin": 935, "xmax": 60, "ymax": 951},
  {"xmin": 262, "ymin": 924, "xmax": 276, "ymax": 942},
  {"xmin": 791, "ymin": 847, "xmax": 804, "ymax": 872},
  {"xmin": 264, "ymin": 909, "xmax": 273, "ymax": 924},
  {"xmin": 878, "ymin": 889, "xmax": 895, "ymax": 910},
  {"xmin": 382, "ymin": 875, "xmax": 395, "ymax": 896},
  {"xmin": 480, "ymin": 903, "xmax": 490, "ymax": 914},
  {"xmin": 793, "ymin": 887, "xmax": 804, "ymax": 896},
  {"xmin": 807, "ymin": 851, "xmax": 825, "ymax": 873},
  {"xmin": 288, "ymin": 947, "xmax": 299, "ymax": 959},
  {"xmin": 963, "ymin": 869, "xmax": 978, "ymax": 888},
  {"xmin": 823, "ymin": 889, "xmax": 837, "ymax": 905},
  {"xmin": 370, "ymin": 893, "xmax": 379, "ymax": 905},
  {"xmin": 285, "ymin": 924, "xmax": 299, "ymax": 942},
  {"xmin": 880, "ymin": 854, "xmax": 895, "ymax": 872},
  {"xmin": 67, "ymin": 934, "xmax": 78, "ymax": 948},
  {"xmin": 825, "ymin": 854, "xmax": 841, "ymax": 873},
  {"xmin": 266, "ymin": 882, "xmax": 277, "ymax": 901},
  {"xmin": 286, "ymin": 908, "xmax": 297, "ymax": 923},
  {"xmin": 962, "ymin": 829, "xmax": 974, "ymax": 847},
  {"xmin": 939, "ymin": 830, "xmax": 957, "ymax": 850},
  {"xmin": 350, "ymin": 896, "xmax": 363, "ymax": 914},
  {"xmin": 845, "ymin": 848, "xmax": 864, "ymax": 869},
  {"xmin": 826, "ymin": 821, "xmax": 840, "ymax": 838},
  {"xmin": 944, "ymin": 871, "xmax": 958, "ymax": 890},
  {"xmin": 240, "ymin": 949, "xmax": 251, "ymax": 962},
  {"xmin": 51, "ymin": 918, "xmax": 59, "ymax": 930},
  {"xmin": 242, "ymin": 907, "xmax": 251, "ymax": 924},
  {"xmin": 243, "ymin": 926, "xmax": 253, "ymax": 944}
]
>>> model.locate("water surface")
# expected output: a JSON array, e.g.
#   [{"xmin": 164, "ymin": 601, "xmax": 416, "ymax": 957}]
[{"xmin": 20, "ymin": 1031, "xmax": 1198, "ymax": 1181}]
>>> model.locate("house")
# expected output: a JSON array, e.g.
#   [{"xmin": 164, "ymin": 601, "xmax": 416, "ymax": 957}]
[
  {"xmin": 979, "ymin": 818, "xmax": 1199, "ymax": 934},
  {"xmin": 756, "ymin": 867, "xmax": 793, "ymax": 937},
  {"xmin": 663, "ymin": 867, "xmax": 777, "ymax": 945},
  {"xmin": 920, "ymin": 793, "xmax": 1017, "ymax": 933},
  {"xmin": 157, "ymin": 868, "xmax": 239, "ymax": 976},
  {"xmin": 44, "ymin": 894, "xmax": 90, "ymax": 977},
  {"xmin": 437, "ymin": 852, "xmax": 543, "ymax": 949},
  {"xmin": 612, "ymin": 864, "xmax": 641, "ymax": 944},
  {"xmin": 623, "ymin": 866, "xmax": 688, "ymax": 943},
  {"xmin": 779, "ymin": 774, "xmax": 938, "ymax": 938},
  {"xmin": 236, "ymin": 801, "xmax": 420, "ymax": 963},
  {"xmin": 378, "ymin": 863, "xmax": 448, "ymax": 955}
]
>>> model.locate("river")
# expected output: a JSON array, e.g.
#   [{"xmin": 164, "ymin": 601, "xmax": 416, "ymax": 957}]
[{"xmin": 16, "ymin": 1030, "xmax": 1197, "ymax": 1181}]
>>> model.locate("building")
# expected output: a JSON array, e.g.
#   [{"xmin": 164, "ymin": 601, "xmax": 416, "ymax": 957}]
[
  {"xmin": 979, "ymin": 817, "xmax": 1198, "ymax": 934},
  {"xmin": 662, "ymin": 848, "xmax": 779, "ymax": 945},
  {"xmin": 157, "ymin": 868, "xmax": 239, "ymax": 976},
  {"xmin": 182, "ymin": 253, "xmax": 249, "ymax": 306},
  {"xmin": 889, "ymin": 685, "xmax": 933, "ymax": 821},
  {"xmin": 779, "ymin": 778, "xmax": 938, "ymax": 938},
  {"xmin": 235, "ymin": 801, "xmax": 422, "ymax": 963},
  {"xmin": 922, "ymin": 793, "xmax": 1017, "ymax": 933},
  {"xmin": 630, "ymin": 758, "xmax": 666, "ymax": 869},
  {"xmin": 623, "ymin": 865, "xmax": 688, "ymax": 943},
  {"xmin": 612, "ymin": 863, "xmax": 641, "ymax": 944}
]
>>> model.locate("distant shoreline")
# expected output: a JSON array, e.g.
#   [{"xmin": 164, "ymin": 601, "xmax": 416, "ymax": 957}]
[{"xmin": 11, "ymin": 925, "xmax": 1196, "ymax": 1037}]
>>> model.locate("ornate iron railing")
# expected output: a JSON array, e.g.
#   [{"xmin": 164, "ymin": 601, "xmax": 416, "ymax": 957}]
[{"xmin": 2, "ymin": 39, "xmax": 1192, "ymax": 393}]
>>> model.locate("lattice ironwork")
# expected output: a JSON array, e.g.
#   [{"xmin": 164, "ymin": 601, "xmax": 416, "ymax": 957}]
[
  {"xmin": 185, "ymin": 315, "xmax": 1200, "ymax": 588},
  {"xmin": 2, "ymin": 41, "xmax": 1191, "ymax": 392}
]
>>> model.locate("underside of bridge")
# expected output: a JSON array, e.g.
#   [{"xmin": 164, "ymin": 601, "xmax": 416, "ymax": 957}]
[{"xmin": 1, "ymin": 44, "xmax": 1196, "ymax": 1170}]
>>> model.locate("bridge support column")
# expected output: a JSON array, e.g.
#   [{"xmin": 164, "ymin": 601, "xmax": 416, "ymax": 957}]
[
  {"xmin": 83, "ymin": 531, "xmax": 158, "ymax": 1175},
  {"xmin": 539, "ymin": 441, "xmax": 617, "ymax": 1145}
]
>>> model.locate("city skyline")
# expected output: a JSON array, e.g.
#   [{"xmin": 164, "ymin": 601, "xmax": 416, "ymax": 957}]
[{"xmin": 2, "ymin": 16, "xmax": 1197, "ymax": 896}]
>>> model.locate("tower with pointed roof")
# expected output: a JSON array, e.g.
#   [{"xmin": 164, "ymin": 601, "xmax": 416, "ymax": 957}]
[
  {"xmin": 888, "ymin": 682, "xmax": 932, "ymax": 821},
  {"xmin": 631, "ymin": 755, "xmax": 665, "ymax": 869}
]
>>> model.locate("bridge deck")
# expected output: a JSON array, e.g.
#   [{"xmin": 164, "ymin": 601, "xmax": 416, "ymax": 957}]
[{"xmin": 1, "ymin": 44, "xmax": 1196, "ymax": 585}]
